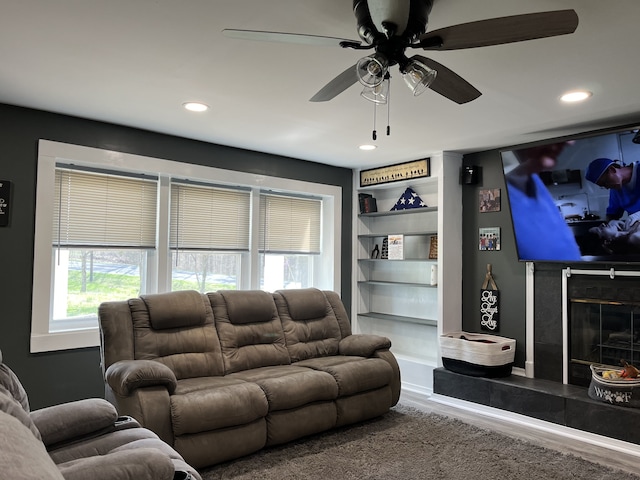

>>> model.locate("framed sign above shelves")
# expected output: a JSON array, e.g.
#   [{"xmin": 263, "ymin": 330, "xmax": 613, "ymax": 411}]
[{"xmin": 360, "ymin": 158, "xmax": 430, "ymax": 187}]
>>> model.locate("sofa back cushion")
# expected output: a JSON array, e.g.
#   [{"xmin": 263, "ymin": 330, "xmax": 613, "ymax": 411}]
[
  {"xmin": 273, "ymin": 288, "xmax": 343, "ymax": 362},
  {"xmin": 142, "ymin": 290, "xmax": 207, "ymax": 330},
  {"xmin": 129, "ymin": 290, "xmax": 224, "ymax": 379},
  {"xmin": 0, "ymin": 409, "xmax": 63, "ymax": 480},
  {"xmin": 0, "ymin": 389, "xmax": 41, "ymax": 441},
  {"xmin": 0, "ymin": 359, "xmax": 31, "ymax": 413},
  {"xmin": 323, "ymin": 290, "xmax": 353, "ymax": 338},
  {"xmin": 0, "ymin": 355, "xmax": 41, "ymax": 441},
  {"xmin": 208, "ymin": 290, "xmax": 290, "ymax": 374}
]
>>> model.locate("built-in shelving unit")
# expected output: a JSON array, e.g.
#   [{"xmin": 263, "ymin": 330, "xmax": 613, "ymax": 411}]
[{"xmin": 352, "ymin": 154, "xmax": 463, "ymax": 396}]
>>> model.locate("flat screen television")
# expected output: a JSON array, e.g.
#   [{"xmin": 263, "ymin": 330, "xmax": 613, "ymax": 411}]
[{"xmin": 500, "ymin": 125, "xmax": 640, "ymax": 263}]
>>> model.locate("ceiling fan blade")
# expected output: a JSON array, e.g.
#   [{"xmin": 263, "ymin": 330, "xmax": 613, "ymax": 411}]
[
  {"xmin": 309, "ymin": 64, "xmax": 359, "ymax": 102},
  {"xmin": 222, "ymin": 29, "xmax": 361, "ymax": 47},
  {"xmin": 419, "ymin": 9, "xmax": 578, "ymax": 50},
  {"xmin": 411, "ymin": 55, "xmax": 481, "ymax": 104}
]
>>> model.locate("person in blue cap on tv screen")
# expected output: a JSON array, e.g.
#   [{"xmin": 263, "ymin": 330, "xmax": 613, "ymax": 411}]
[{"xmin": 585, "ymin": 157, "xmax": 640, "ymax": 221}]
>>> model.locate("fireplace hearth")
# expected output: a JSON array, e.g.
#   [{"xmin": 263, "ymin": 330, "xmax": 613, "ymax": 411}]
[{"xmin": 435, "ymin": 265, "xmax": 640, "ymax": 447}]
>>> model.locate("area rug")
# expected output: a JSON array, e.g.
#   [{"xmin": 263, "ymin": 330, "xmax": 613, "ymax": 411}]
[{"xmin": 199, "ymin": 405, "xmax": 639, "ymax": 480}]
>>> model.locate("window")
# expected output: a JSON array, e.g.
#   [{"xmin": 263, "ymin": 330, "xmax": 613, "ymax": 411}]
[
  {"xmin": 259, "ymin": 193, "xmax": 322, "ymax": 291},
  {"xmin": 169, "ymin": 182, "xmax": 251, "ymax": 292},
  {"xmin": 32, "ymin": 140, "xmax": 341, "ymax": 352},
  {"xmin": 50, "ymin": 168, "xmax": 157, "ymax": 332}
]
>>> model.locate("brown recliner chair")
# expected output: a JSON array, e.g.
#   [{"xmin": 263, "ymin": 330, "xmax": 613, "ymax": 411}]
[{"xmin": 0, "ymin": 348, "xmax": 200, "ymax": 480}]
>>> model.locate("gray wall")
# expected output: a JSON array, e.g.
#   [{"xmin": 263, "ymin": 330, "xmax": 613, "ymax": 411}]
[
  {"xmin": 0, "ymin": 103, "xmax": 353, "ymax": 409},
  {"xmin": 461, "ymin": 150, "xmax": 528, "ymax": 367}
]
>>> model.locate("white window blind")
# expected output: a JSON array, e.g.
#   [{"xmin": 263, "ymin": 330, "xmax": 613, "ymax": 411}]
[
  {"xmin": 259, "ymin": 193, "xmax": 321, "ymax": 254},
  {"xmin": 170, "ymin": 183, "xmax": 251, "ymax": 251},
  {"xmin": 53, "ymin": 168, "xmax": 158, "ymax": 248}
]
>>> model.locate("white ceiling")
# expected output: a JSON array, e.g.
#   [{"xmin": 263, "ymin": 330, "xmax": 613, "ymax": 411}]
[{"xmin": 1, "ymin": 0, "xmax": 639, "ymax": 169}]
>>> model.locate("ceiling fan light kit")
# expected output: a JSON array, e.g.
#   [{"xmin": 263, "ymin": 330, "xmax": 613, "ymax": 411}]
[
  {"xmin": 361, "ymin": 79, "xmax": 389, "ymax": 104},
  {"xmin": 356, "ymin": 53, "xmax": 389, "ymax": 87},
  {"xmin": 402, "ymin": 59, "xmax": 437, "ymax": 96},
  {"xmin": 223, "ymin": 0, "xmax": 579, "ymax": 107}
]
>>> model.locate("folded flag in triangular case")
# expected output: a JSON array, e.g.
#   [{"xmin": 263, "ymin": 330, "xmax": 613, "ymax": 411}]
[{"xmin": 391, "ymin": 187, "xmax": 427, "ymax": 210}]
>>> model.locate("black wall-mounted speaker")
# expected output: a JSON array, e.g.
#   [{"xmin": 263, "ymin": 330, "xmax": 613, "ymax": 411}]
[{"xmin": 461, "ymin": 165, "xmax": 480, "ymax": 185}]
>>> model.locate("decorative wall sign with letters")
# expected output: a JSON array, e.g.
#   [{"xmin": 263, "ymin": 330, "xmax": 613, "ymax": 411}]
[
  {"xmin": 360, "ymin": 158, "xmax": 430, "ymax": 187},
  {"xmin": 0, "ymin": 180, "xmax": 11, "ymax": 227},
  {"xmin": 480, "ymin": 264, "xmax": 499, "ymax": 332}
]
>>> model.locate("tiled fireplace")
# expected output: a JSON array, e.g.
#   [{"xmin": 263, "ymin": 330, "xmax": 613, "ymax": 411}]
[
  {"xmin": 533, "ymin": 266, "xmax": 640, "ymax": 384},
  {"xmin": 567, "ymin": 272, "xmax": 640, "ymax": 386}
]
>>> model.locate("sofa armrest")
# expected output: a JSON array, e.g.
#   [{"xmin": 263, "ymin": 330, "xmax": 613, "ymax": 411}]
[
  {"xmin": 339, "ymin": 334, "xmax": 391, "ymax": 357},
  {"xmin": 31, "ymin": 398, "xmax": 118, "ymax": 447},
  {"xmin": 106, "ymin": 359, "xmax": 177, "ymax": 396},
  {"xmin": 57, "ymin": 447, "xmax": 176, "ymax": 480}
]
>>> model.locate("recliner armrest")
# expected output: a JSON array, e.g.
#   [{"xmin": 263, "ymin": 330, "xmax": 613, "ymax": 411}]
[
  {"xmin": 339, "ymin": 334, "xmax": 391, "ymax": 357},
  {"xmin": 30, "ymin": 398, "xmax": 118, "ymax": 447},
  {"xmin": 106, "ymin": 359, "xmax": 177, "ymax": 396}
]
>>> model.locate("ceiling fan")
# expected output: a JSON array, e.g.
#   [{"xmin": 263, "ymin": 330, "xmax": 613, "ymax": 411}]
[{"xmin": 223, "ymin": 0, "xmax": 578, "ymax": 105}]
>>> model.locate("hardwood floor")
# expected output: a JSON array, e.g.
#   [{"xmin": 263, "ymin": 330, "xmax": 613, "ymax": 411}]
[{"xmin": 400, "ymin": 391, "xmax": 640, "ymax": 477}]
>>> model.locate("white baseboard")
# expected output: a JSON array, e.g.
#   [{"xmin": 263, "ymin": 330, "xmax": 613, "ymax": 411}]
[{"xmin": 395, "ymin": 356, "xmax": 434, "ymax": 397}]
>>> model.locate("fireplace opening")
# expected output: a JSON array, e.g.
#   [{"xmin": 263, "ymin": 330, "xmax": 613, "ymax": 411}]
[{"xmin": 569, "ymin": 298, "xmax": 640, "ymax": 386}]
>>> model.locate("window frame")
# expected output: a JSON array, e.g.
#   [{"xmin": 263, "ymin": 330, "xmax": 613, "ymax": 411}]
[{"xmin": 32, "ymin": 140, "xmax": 342, "ymax": 353}]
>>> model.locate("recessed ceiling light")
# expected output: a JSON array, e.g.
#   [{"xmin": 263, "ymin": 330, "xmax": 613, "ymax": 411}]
[
  {"xmin": 560, "ymin": 90, "xmax": 592, "ymax": 103},
  {"xmin": 359, "ymin": 144, "xmax": 377, "ymax": 151},
  {"xmin": 183, "ymin": 102, "xmax": 209, "ymax": 112}
]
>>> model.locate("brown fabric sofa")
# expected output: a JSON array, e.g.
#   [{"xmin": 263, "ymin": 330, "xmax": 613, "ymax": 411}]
[
  {"xmin": 0, "ymin": 349, "xmax": 200, "ymax": 480},
  {"xmin": 99, "ymin": 288, "xmax": 400, "ymax": 469}
]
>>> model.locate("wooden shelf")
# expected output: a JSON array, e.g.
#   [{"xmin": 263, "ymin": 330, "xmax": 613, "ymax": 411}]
[
  {"xmin": 358, "ymin": 280, "xmax": 435, "ymax": 288},
  {"xmin": 357, "ymin": 311, "xmax": 438, "ymax": 327},
  {"xmin": 358, "ymin": 231, "xmax": 436, "ymax": 238},
  {"xmin": 358, "ymin": 258, "xmax": 435, "ymax": 263},
  {"xmin": 358, "ymin": 175, "xmax": 438, "ymax": 191},
  {"xmin": 359, "ymin": 206, "xmax": 437, "ymax": 218},
  {"xmin": 354, "ymin": 171, "xmax": 446, "ymax": 392}
]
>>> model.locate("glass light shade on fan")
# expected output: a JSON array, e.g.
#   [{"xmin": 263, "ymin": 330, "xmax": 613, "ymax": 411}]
[
  {"xmin": 356, "ymin": 53, "xmax": 389, "ymax": 87},
  {"xmin": 361, "ymin": 80, "xmax": 389, "ymax": 104},
  {"xmin": 402, "ymin": 60, "xmax": 437, "ymax": 96}
]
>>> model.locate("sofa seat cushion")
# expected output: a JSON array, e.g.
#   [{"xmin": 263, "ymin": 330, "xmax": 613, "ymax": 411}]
[
  {"xmin": 294, "ymin": 356, "xmax": 393, "ymax": 397},
  {"xmin": 171, "ymin": 378, "xmax": 268, "ymax": 436},
  {"xmin": 228, "ymin": 366, "xmax": 338, "ymax": 411}
]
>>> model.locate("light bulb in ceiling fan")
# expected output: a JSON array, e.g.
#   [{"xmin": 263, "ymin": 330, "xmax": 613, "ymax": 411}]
[
  {"xmin": 402, "ymin": 59, "xmax": 437, "ymax": 96},
  {"xmin": 356, "ymin": 53, "xmax": 389, "ymax": 87},
  {"xmin": 361, "ymin": 78, "xmax": 389, "ymax": 104}
]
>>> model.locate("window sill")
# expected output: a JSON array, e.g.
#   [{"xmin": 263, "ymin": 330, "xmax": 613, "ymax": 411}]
[{"xmin": 30, "ymin": 329, "xmax": 100, "ymax": 353}]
